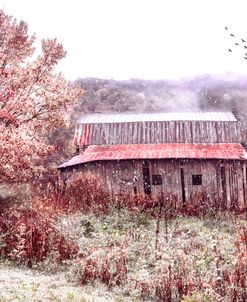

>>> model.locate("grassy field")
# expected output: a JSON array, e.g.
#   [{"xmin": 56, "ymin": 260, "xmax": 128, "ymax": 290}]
[{"xmin": 0, "ymin": 209, "xmax": 247, "ymax": 302}]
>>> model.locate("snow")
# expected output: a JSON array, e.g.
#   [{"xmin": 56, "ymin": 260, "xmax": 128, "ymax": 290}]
[{"xmin": 0, "ymin": 261, "xmax": 120, "ymax": 301}]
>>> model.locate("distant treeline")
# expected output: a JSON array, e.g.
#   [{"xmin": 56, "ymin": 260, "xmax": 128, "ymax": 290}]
[{"xmin": 73, "ymin": 75, "xmax": 247, "ymax": 120}]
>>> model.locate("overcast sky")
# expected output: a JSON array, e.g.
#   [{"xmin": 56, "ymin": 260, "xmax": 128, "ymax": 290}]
[{"xmin": 1, "ymin": 0, "xmax": 247, "ymax": 81}]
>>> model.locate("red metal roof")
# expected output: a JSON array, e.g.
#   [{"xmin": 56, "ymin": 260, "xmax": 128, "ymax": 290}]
[{"xmin": 59, "ymin": 143, "xmax": 247, "ymax": 168}]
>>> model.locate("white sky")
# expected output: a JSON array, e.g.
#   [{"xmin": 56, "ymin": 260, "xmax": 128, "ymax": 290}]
[{"xmin": 1, "ymin": 0, "xmax": 247, "ymax": 81}]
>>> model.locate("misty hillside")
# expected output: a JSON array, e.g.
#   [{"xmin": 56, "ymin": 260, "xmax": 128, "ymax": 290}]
[{"xmin": 73, "ymin": 75, "xmax": 247, "ymax": 122}]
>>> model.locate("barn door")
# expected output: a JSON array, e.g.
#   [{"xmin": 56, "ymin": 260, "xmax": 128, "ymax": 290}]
[
  {"xmin": 220, "ymin": 166, "xmax": 227, "ymax": 206},
  {"xmin": 142, "ymin": 161, "xmax": 151, "ymax": 195}
]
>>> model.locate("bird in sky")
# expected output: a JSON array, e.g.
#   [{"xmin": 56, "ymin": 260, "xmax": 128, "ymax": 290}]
[{"xmin": 225, "ymin": 29, "xmax": 247, "ymax": 57}]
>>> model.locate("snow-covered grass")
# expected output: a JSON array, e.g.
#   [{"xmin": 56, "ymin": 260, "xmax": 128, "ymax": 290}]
[
  {"xmin": 57, "ymin": 210, "xmax": 247, "ymax": 301},
  {"xmin": 0, "ymin": 260, "xmax": 130, "ymax": 302},
  {"xmin": 1, "ymin": 208, "xmax": 247, "ymax": 301}
]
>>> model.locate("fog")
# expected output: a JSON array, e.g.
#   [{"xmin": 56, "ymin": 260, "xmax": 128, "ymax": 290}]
[{"xmin": 73, "ymin": 74, "xmax": 247, "ymax": 121}]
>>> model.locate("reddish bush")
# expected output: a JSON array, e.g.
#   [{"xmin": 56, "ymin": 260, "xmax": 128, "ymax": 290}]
[
  {"xmin": 228, "ymin": 225, "xmax": 247, "ymax": 301},
  {"xmin": 154, "ymin": 264, "xmax": 203, "ymax": 302},
  {"xmin": 207, "ymin": 226, "xmax": 247, "ymax": 301},
  {"xmin": 62, "ymin": 173, "xmax": 111, "ymax": 214},
  {"xmin": 136, "ymin": 262, "xmax": 203, "ymax": 302},
  {"xmin": 0, "ymin": 203, "xmax": 78, "ymax": 267},
  {"xmin": 36, "ymin": 171, "xmax": 245, "ymax": 220}
]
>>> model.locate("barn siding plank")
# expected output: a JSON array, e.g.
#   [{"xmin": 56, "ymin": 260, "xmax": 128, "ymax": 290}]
[{"xmin": 76, "ymin": 120, "xmax": 246, "ymax": 145}]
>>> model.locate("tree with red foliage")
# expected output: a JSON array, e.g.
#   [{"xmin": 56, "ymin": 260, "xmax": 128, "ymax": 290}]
[{"xmin": 0, "ymin": 10, "xmax": 83, "ymax": 184}]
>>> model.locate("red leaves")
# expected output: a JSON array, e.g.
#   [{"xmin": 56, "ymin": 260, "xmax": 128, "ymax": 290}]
[
  {"xmin": 62, "ymin": 174, "xmax": 111, "ymax": 214},
  {"xmin": 41, "ymin": 39, "xmax": 66, "ymax": 66},
  {"xmin": 0, "ymin": 202, "xmax": 78, "ymax": 268},
  {"xmin": 0, "ymin": 9, "xmax": 83, "ymax": 184},
  {"xmin": 0, "ymin": 11, "xmax": 35, "ymax": 64}
]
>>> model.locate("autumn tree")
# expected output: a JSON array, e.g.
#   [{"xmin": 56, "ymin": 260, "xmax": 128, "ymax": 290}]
[{"xmin": 0, "ymin": 10, "xmax": 83, "ymax": 184}]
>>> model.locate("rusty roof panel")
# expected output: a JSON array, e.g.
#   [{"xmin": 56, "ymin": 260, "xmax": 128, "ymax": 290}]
[
  {"xmin": 77, "ymin": 112, "xmax": 237, "ymax": 124},
  {"xmin": 59, "ymin": 143, "xmax": 246, "ymax": 168}
]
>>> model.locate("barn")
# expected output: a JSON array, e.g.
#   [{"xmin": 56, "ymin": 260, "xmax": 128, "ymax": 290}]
[{"xmin": 59, "ymin": 111, "xmax": 247, "ymax": 209}]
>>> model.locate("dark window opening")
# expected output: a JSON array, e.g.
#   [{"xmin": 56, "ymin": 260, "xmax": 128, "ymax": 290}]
[
  {"xmin": 152, "ymin": 174, "xmax": 162, "ymax": 185},
  {"xmin": 134, "ymin": 186, "xmax": 137, "ymax": 195},
  {"xmin": 192, "ymin": 174, "xmax": 202, "ymax": 185}
]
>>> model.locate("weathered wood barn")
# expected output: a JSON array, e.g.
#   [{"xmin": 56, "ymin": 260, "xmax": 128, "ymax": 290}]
[{"xmin": 59, "ymin": 112, "xmax": 247, "ymax": 208}]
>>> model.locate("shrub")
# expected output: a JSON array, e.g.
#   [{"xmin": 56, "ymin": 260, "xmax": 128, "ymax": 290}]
[
  {"xmin": 0, "ymin": 201, "xmax": 78, "ymax": 267},
  {"xmin": 62, "ymin": 173, "xmax": 111, "ymax": 214},
  {"xmin": 135, "ymin": 261, "xmax": 204, "ymax": 302}
]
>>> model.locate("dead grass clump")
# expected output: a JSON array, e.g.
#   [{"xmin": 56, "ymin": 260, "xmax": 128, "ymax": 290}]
[
  {"xmin": 73, "ymin": 243, "xmax": 128, "ymax": 287},
  {"xmin": 135, "ymin": 261, "xmax": 204, "ymax": 302},
  {"xmin": 220, "ymin": 225, "xmax": 247, "ymax": 301}
]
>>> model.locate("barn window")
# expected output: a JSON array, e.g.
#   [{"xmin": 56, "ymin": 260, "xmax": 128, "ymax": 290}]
[
  {"xmin": 152, "ymin": 174, "xmax": 162, "ymax": 185},
  {"xmin": 192, "ymin": 174, "xmax": 202, "ymax": 185}
]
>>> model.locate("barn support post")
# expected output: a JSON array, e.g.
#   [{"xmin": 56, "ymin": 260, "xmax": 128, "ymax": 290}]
[
  {"xmin": 180, "ymin": 161, "xmax": 186, "ymax": 207},
  {"xmin": 220, "ymin": 165, "xmax": 227, "ymax": 208}
]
